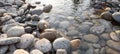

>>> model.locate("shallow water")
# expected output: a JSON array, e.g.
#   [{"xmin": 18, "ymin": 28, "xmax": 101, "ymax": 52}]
[{"xmin": 26, "ymin": 0, "xmax": 92, "ymax": 19}]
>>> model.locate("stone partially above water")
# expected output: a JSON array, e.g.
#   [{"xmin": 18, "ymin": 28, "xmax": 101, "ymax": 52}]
[{"xmin": 43, "ymin": 4, "xmax": 52, "ymax": 13}]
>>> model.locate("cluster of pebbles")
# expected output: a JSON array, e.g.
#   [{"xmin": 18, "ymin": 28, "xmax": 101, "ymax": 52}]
[{"xmin": 0, "ymin": 0, "xmax": 120, "ymax": 54}]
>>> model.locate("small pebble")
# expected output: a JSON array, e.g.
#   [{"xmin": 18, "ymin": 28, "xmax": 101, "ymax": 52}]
[
  {"xmin": 13, "ymin": 49, "xmax": 29, "ymax": 54},
  {"xmin": 30, "ymin": 49, "xmax": 43, "ymax": 54}
]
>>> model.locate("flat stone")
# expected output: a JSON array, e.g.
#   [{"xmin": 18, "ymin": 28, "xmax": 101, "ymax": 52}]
[
  {"xmin": 107, "ymin": 40, "xmax": 120, "ymax": 51},
  {"xmin": 84, "ymin": 34, "xmax": 99, "ymax": 43},
  {"xmin": 7, "ymin": 26, "xmax": 25, "ymax": 37},
  {"xmin": 13, "ymin": 49, "xmax": 29, "ymax": 54},
  {"xmin": 0, "ymin": 37, "xmax": 20, "ymax": 45}
]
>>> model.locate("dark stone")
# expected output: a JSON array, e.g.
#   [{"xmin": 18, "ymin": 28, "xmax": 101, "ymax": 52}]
[
  {"xmin": 43, "ymin": 4, "xmax": 52, "ymax": 13},
  {"xmin": 25, "ymin": 26, "xmax": 33, "ymax": 33},
  {"xmin": 29, "ymin": 9, "xmax": 43, "ymax": 15}
]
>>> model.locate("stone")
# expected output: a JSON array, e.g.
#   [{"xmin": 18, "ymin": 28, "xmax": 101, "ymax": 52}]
[
  {"xmin": 80, "ymin": 42, "xmax": 89, "ymax": 51},
  {"xmin": 0, "ymin": 46, "xmax": 8, "ymax": 54},
  {"xmin": 67, "ymin": 30, "xmax": 79, "ymax": 36},
  {"xmin": 106, "ymin": 47, "xmax": 120, "ymax": 54},
  {"xmin": 30, "ymin": 49, "xmax": 43, "ymax": 54},
  {"xmin": 84, "ymin": 34, "xmax": 99, "ymax": 43},
  {"xmin": 90, "ymin": 25, "xmax": 105, "ymax": 34},
  {"xmin": 17, "ymin": 9, "xmax": 24, "ymax": 16},
  {"xmin": 9, "ymin": 44, "xmax": 16, "ymax": 52},
  {"xmin": 6, "ymin": 0, "xmax": 14, "ymax": 4},
  {"xmin": 53, "ymin": 38, "xmax": 71, "ymax": 51},
  {"xmin": 14, "ymin": 0, "xmax": 24, "ymax": 7},
  {"xmin": 0, "ymin": 37, "xmax": 20, "ymax": 45},
  {"xmin": 37, "ymin": 20, "xmax": 49, "ymax": 32},
  {"xmin": 94, "ymin": 49, "xmax": 100, "ymax": 54},
  {"xmin": 35, "ymin": 38, "xmax": 52, "ymax": 53},
  {"xmin": 78, "ymin": 24, "xmax": 91, "ymax": 34},
  {"xmin": 107, "ymin": 40, "xmax": 120, "ymax": 51},
  {"xmin": 56, "ymin": 49, "xmax": 67, "ymax": 54},
  {"xmin": 0, "ymin": 34, "xmax": 7, "ymax": 39},
  {"xmin": 29, "ymin": 8, "xmax": 43, "ymax": 15},
  {"xmin": 101, "ymin": 33, "xmax": 111, "ymax": 41},
  {"xmin": 110, "ymin": 32, "xmax": 120, "ymax": 41},
  {"xmin": 17, "ymin": 34, "xmax": 34, "ymax": 49},
  {"xmin": 43, "ymin": 4, "xmax": 52, "ymax": 13},
  {"xmin": 85, "ymin": 48, "xmax": 94, "ymax": 54},
  {"xmin": 0, "ymin": 1, "xmax": 4, "ymax": 7},
  {"xmin": 92, "ymin": 44, "xmax": 101, "ymax": 49},
  {"xmin": 100, "ymin": 11, "xmax": 113, "ymax": 21},
  {"xmin": 0, "ymin": 9, "xmax": 6, "ymax": 17},
  {"xmin": 13, "ymin": 49, "xmax": 29, "ymax": 54},
  {"xmin": 25, "ymin": 26, "xmax": 33, "ymax": 33},
  {"xmin": 59, "ymin": 21, "xmax": 70, "ymax": 29},
  {"xmin": 40, "ymin": 32, "xmax": 57, "ymax": 42},
  {"xmin": 32, "ymin": 30, "xmax": 40, "ymax": 38},
  {"xmin": 31, "ymin": 14, "xmax": 40, "ymax": 21},
  {"xmin": 112, "ymin": 12, "xmax": 120, "ymax": 22},
  {"xmin": 7, "ymin": 26, "xmax": 25, "ymax": 37},
  {"xmin": 44, "ymin": 29, "xmax": 57, "ymax": 33},
  {"xmin": 0, "ymin": 15, "xmax": 12, "ymax": 23},
  {"xmin": 100, "ymin": 47, "xmax": 105, "ymax": 54},
  {"xmin": 70, "ymin": 39, "xmax": 81, "ymax": 50}
]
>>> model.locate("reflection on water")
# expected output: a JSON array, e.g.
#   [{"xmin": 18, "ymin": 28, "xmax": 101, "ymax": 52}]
[{"xmin": 26, "ymin": 0, "xmax": 91, "ymax": 19}]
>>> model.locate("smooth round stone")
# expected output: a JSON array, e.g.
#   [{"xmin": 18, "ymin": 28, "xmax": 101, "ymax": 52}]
[
  {"xmin": 100, "ymin": 47, "xmax": 105, "ymax": 54},
  {"xmin": 32, "ymin": 30, "xmax": 40, "ymax": 38},
  {"xmin": 7, "ymin": 26, "xmax": 25, "ymax": 37},
  {"xmin": 100, "ymin": 11, "xmax": 112, "ymax": 21},
  {"xmin": 35, "ymin": 38, "xmax": 52, "ymax": 53},
  {"xmin": 0, "ymin": 37, "xmax": 20, "ymax": 45},
  {"xmin": 67, "ymin": 30, "xmax": 79, "ymax": 36},
  {"xmin": 9, "ymin": 44, "xmax": 16, "ymax": 52},
  {"xmin": 25, "ymin": 14, "xmax": 32, "ymax": 21},
  {"xmin": 37, "ymin": 20, "xmax": 49, "ymax": 31},
  {"xmin": 110, "ymin": 32, "xmax": 120, "ymax": 41},
  {"xmin": 14, "ymin": 17, "xmax": 22, "ymax": 22},
  {"xmin": 85, "ymin": 47, "xmax": 94, "ymax": 54},
  {"xmin": 17, "ymin": 34, "xmax": 34, "ymax": 49},
  {"xmin": 90, "ymin": 25, "xmax": 105, "ymax": 34},
  {"xmin": 92, "ymin": 44, "xmax": 101, "ymax": 49},
  {"xmin": 0, "ymin": 9, "xmax": 6, "ymax": 17},
  {"xmin": 80, "ymin": 42, "xmax": 89, "ymax": 50},
  {"xmin": 0, "ymin": 46, "xmax": 8, "ymax": 54},
  {"xmin": 19, "ymin": 4, "xmax": 29, "ymax": 10},
  {"xmin": 56, "ymin": 49, "xmax": 67, "ymax": 54},
  {"xmin": 25, "ymin": 26, "xmax": 33, "ymax": 33},
  {"xmin": 30, "ymin": 49, "xmax": 43, "ymax": 54},
  {"xmin": 106, "ymin": 47, "xmax": 120, "ymax": 54},
  {"xmin": 29, "ymin": 9, "xmax": 43, "ymax": 15},
  {"xmin": 43, "ymin": 4, "xmax": 52, "ymax": 13},
  {"xmin": 31, "ymin": 14, "xmax": 40, "ymax": 21},
  {"xmin": 40, "ymin": 32, "xmax": 57, "ymax": 42},
  {"xmin": 53, "ymin": 38, "xmax": 71, "ymax": 51},
  {"xmin": 78, "ymin": 24, "xmax": 91, "ymax": 34},
  {"xmin": 70, "ymin": 39, "xmax": 81, "ymax": 49},
  {"xmin": 4, "ymin": 19, "xmax": 16, "ymax": 25},
  {"xmin": 0, "ymin": 15, "xmax": 12, "ymax": 23},
  {"xmin": 84, "ymin": 34, "xmax": 99, "ymax": 43},
  {"xmin": 0, "ymin": 1, "xmax": 4, "ymax": 7},
  {"xmin": 112, "ymin": 12, "xmax": 120, "ymax": 22},
  {"xmin": 101, "ymin": 33, "xmax": 111, "ymax": 41},
  {"xmin": 14, "ymin": 0, "xmax": 24, "ymax": 7},
  {"xmin": 107, "ymin": 40, "xmax": 120, "ymax": 51},
  {"xmin": 59, "ymin": 21, "xmax": 70, "ymax": 29},
  {"xmin": 13, "ymin": 49, "xmax": 29, "ymax": 54}
]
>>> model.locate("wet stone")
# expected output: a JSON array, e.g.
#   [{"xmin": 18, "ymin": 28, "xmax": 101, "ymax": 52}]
[
  {"xmin": 17, "ymin": 34, "xmax": 34, "ymax": 49},
  {"xmin": 112, "ymin": 12, "xmax": 120, "ymax": 22},
  {"xmin": 101, "ymin": 33, "xmax": 111, "ymax": 41},
  {"xmin": 80, "ymin": 42, "xmax": 89, "ymax": 51},
  {"xmin": 43, "ymin": 4, "xmax": 52, "ymax": 13},
  {"xmin": 0, "ymin": 37, "xmax": 20, "ymax": 45},
  {"xmin": 5, "ymin": 0, "xmax": 15, "ymax": 4},
  {"xmin": 25, "ymin": 26, "xmax": 33, "ymax": 33},
  {"xmin": 14, "ymin": 0, "xmax": 24, "ymax": 7},
  {"xmin": 90, "ymin": 25, "xmax": 105, "ymax": 34},
  {"xmin": 53, "ymin": 37, "xmax": 71, "ymax": 51},
  {"xmin": 31, "ymin": 14, "xmax": 40, "ymax": 21},
  {"xmin": 78, "ymin": 24, "xmax": 91, "ymax": 34},
  {"xmin": 84, "ymin": 34, "xmax": 99, "ymax": 43},
  {"xmin": 92, "ymin": 44, "xmax": 101, "ymax": 49},
  {"xmin": 29, "ymin": 8, "xmax": 43, "ymax": 15},
  {"xmin": 85, "ymin": 47, "xmax": 94, "ymax": 54},
  {"xmin": 35, "ymin": 38, "xmax": 52, "ymax": 53},
  {"xmin": 13, "ymin": 49, "xmax": 29, "ymax": 54},
  {"xmin": 100, "ymin": 47, "xmax": 105, "ymax": 54},
  {"xmin": 59, "ymin": 21, "xmax": 70, "ymax": 29},
  {"xmin": 107, "ymin": 40, "xmax": 120, "ymax": 51},
  {"xmin": 100, "ymin": 11, "xmax": 113, "ymax": 21},
  {"xmin": 7, "ymin": 26, "xmax": 25, "ymax": 37},
  {"xmin": 30, "ymin": 49, "xmax": 43, "ymax": 54},
  {"xmin": 110, "ymin": 32, "xmax": 120, "ymax": 41},
  {"xmin": 0, "ymin": 1, "xmax": 4, "ymax": 7},
  {"xmin": 106, "ymin": 47, "xmax": 120, "ymax": 54}
]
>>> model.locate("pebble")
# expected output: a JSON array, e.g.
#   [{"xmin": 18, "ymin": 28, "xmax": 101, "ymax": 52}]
[
  {"xmin": 106, "ymin": 47, "xmax": 120, "ymax": 54},
  {"xmin": 84, "ymin": 34, "xmax": 99, "ymax": 43},
  {"xmin": 100, "ymin": 47, "xmax": 105, "ymax": 54},
  {"xmin": 14, "ymin": 0, "xmax": 24, "ymax": 7},
  {"xmin": 17, "ymin": 34, "xmax": 34, "ymax": 49},
  {"xmin": 78, "ymin": 24, "xmax": 91, "ymax": 34},
  {"xmin": 112, "ymin": 12, "xmax": 120, "ymax": 22},
  {"xmin": 90, "ymin": 25, "xmax": 105, "ymax": 34},
  {"xmin": 101, "ymin": 33, "xmax": 111, "ymax": 41},
  {"xmin": 37, "ymin": 20, "xmax": 49, "ymax": 32},
  {"xmin": 67, "ymin": 30, "xmax": 79, "ymax": 36},
  {"xmin": 0, "ymin": 15, "xmax": 12, "ymax": 23},
  {"xmin": 107, "ymin": 40, "xmax": 120, "ymax": 51},
  {"xmin": 35, "ymin": 38, "xmax": 52, "ymax": 53},
  {"xmin": 13, "ymin": 49, "xmax": 29, "ymax": 54},
  {"xmin": 5, "ymin": 0, "xmax": 14, "ymax": 4},
  {"xmin": 7, "ymin": 26, "xmax": 25, "ymax": 37},
  {"xmin": 94, "ymin": 49, "xmax": 100, "ymax": 54},
  {"xmin": 110, "ymin": 32, "xmax": 120, "ymax": 41},
  {"xmin": 0, "ymin": 9, "xmax": 6, "ymax": 17},
  {"xmin": 29, "ymin": 9, "xmax": 43, "ymax": 15},
  {"xmin": 0, "ymin": 37, "xmax": 20, "ymax": 45},
  {"xmin": 25, "ymin": 26, "xmax": 33, "ymax": 33},
  {"xmin": 85, "ymin": 47, "xmax": 94, "ymax": 54},
  {"xmin": 80, "ymin": 42, "xmax": 89, "ymax": 51},
  {"xmin": 70, "ymin": 39, "xmax": 81, "ymax": 50},
  {"xmin": 31, "ymin": 14, "xmax": 40, "ymax": 21},
  {"xmin": 100, "ymin": 11, "xmax": 113, "ymax": 21},
  {"xmin": 56, "ymin": 49, "xmax": 67, "ymax": 54},
  {"xmin": 43, "ymin": 4, "xmax": 52, "ymax": 13},
  {"xmin": 30, "ymin": 49, "xmax": 43, "ymax": 54},
  {"xmin": 53, "ymin": 37, "xmax": 71, "ymax": 51},
  {"xmin": 59, "ymin": 21, "xmax": 70, "ymax": 29},
  {"xmin": 17, "ymin": 9, "xmax": 24, "ymax": 16},
  {"xmin": 92, "ymin": 44, "xmax": 101, "ymax": 49},
  {"xmin": 0, "ymin": 1, "xmax": 4, "ymax": 7},
  {"xmin": 0, "ymin": 46, "xmax": 8, "ymax": 54},
  {"xmin": 0, "ymin": 34, "xmax": 8, "ymax": 39},
  {"xmin": 40, "ymin": 32, "xmax": 57, "ymax": 42}
]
